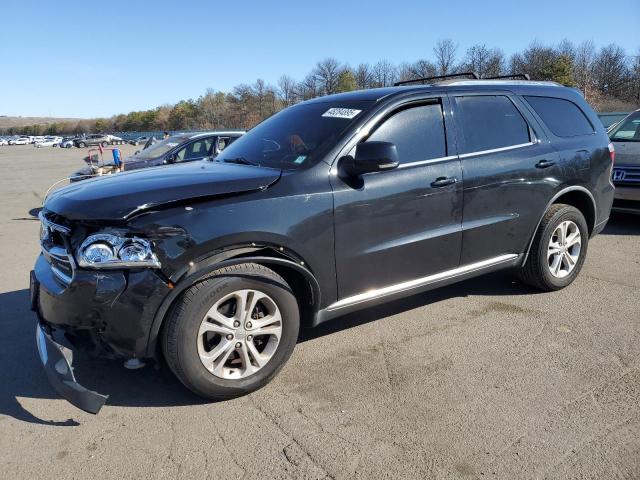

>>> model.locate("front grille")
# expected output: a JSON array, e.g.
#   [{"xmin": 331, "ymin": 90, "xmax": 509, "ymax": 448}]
[
  {"xmin": 39, "ymin": 211, "xmax": 74, "ymax": 285},
  {"xmin": 612, "ymin": 165, "xmax": 640, "ymax": 185}
]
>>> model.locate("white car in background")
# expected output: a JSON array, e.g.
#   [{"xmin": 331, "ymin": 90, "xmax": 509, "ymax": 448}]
[
  {"xmin": 59, "ymin": 137, "xmax": 76, "ymax": 148},
  {"xmin": 9, "ymin": 137, "xmax": 31, "ymax": 145},
  {"xmin": 0, "ymin": 138, "xmax": 8, "ymax": 146},
  {"xmin": 34, "ymin": 136, "xmax": 63, "ymax": 148}
]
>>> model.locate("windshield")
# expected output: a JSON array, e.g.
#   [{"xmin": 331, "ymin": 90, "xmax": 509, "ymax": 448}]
[
  {"xmin": 214, "ymin": 101, "xmax": 373, "ymax": 169},
  {"xmin": 132, "ymin": 135, "xmax": 187, "ymax": 159},
  {"xmin": 610, "ymin": 111, "xmax": 640, "ymax": 142}
]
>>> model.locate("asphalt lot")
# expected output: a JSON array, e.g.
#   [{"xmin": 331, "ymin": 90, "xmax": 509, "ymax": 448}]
[{"xmin": 0, "ymin": 144, "xmax": 639, "ymax": 479}]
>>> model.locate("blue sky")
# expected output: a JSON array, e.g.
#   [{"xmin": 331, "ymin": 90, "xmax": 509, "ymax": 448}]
[{"xmin": 1, "ymin": 0, "xmax": 638, "ymax": 118}]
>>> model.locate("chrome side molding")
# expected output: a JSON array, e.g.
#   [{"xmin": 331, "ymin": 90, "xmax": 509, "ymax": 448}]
[{"xmin": 327, "ymin": 254, "xmax": 518, "ymax": 311}]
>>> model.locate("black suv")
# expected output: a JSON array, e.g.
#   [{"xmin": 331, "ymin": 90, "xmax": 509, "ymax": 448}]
[{"xmin": 32, "ymin": 80, "xmax": 614, "ymax": 413}]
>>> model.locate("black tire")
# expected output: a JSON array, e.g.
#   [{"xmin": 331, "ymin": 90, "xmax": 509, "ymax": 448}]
[
  {"xmin": 77, "ymin": 142, "xmax": 86, "ymax": 148},
  {"xmin": 518, "ymin": 204, "xmax": 589, "ymax": 291},
  {"xmin": 162, "ymin": 263, "xmax": 300, "ymax": 400},
  {"xmin": 101, "ymin": 141, "xmax": 108, "ymax": 147}
]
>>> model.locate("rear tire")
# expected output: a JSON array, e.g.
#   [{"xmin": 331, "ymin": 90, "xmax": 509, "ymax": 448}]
[
  {"xmin": 77, "ymin": 142, "xmax": 86, "ymax": 148},
  {"xmin": 162, "ymin": 263, "xmax": 300, "ymax": 400},
  {"xmin": 518, "ymin": 204, "xmax": 588, "ymax": 291}
]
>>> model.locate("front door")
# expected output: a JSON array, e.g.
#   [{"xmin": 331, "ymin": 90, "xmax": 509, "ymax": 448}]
[{"xmin": 332, "ymin": 98, "xmax": 463, "ymax": 299}]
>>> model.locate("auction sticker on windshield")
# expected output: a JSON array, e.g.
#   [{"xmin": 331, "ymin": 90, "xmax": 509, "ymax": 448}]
[{"xmin": 322, "ymin": 108, "xmax": 362, "ymax": 119}]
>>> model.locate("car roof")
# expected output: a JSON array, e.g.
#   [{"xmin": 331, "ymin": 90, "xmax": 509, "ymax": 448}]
[{"xmin": 303, "ymin": 81, "xmax": 581, "ymax": 104}]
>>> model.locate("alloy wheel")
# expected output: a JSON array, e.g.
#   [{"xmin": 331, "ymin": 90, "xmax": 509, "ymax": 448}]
[
  {"xmin": 197, "ymin": 289, "xmax": 282, "ymax": 379},
  {"xmin": 547, "ymin": 220, "xmax": 581, "ymax": 278}
]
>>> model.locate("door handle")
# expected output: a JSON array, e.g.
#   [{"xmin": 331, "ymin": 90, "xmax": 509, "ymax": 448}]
[
  {"xmin": 535, "ymin": 160, "xmax": 556, "ymax": 169},
  {"xmin": 431, "ymin": 176, "xmax": 458, "ymax": 187}
]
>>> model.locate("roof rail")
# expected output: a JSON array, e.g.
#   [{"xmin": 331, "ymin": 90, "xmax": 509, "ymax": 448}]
[
  {"xmin": 483, "ymin": 73, "xmax": 531, "ymax": 80},
  {"xmin": 394, "ymin": 72, "xmax": 479, "ymax": 86}
]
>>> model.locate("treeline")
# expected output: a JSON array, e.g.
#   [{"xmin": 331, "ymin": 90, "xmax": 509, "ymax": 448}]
[{"xmin": 5, "ymin": 39, "xmax": 640, "ymax": 136}]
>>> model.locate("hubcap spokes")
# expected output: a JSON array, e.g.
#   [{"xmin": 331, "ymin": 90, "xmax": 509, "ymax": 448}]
[
  {"xmin": 197, "ymin": 289, "xmax": 282, "ymax": 379},
  {"xmin": 547, "ymin": 220, "xmax": 581, "ymax": 278}
]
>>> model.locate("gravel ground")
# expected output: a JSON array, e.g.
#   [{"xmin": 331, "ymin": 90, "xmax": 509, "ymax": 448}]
[{"xmin": 1, "ymin": 144, "xmax": 639, "ymax": 479}]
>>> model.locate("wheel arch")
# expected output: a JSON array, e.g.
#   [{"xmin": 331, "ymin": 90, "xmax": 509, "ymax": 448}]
[
  {"xmin": 522, "ymin": 186, "xmax": 596, "ymax": 265},
  {"xmin": 145, "ymin": 245, "xmax": 321, "ymax": 358}
]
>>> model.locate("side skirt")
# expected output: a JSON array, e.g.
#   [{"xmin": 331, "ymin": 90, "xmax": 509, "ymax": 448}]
[{"xmin": 313, "ymin": 253, "xmax": 522, "ymax": 326}]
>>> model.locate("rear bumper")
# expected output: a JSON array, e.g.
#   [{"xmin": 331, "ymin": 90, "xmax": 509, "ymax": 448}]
[{"xmin": 35, "ymin": 321, "xmax": 108, "ymax": 414}]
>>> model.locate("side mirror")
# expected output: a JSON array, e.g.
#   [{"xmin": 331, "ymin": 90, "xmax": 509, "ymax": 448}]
[
  {"xmin": 164, "ymin": 154, "xmax": 176, "ymax": 164},
  {"xmin": 340, "ymin": 141, "xmax": 399, "ymax": 177}
]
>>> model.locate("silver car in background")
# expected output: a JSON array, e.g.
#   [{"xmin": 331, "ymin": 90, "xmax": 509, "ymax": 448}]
[{"xmin": 609, "ymin": 110, "xmax": 640, "ymax": 214}]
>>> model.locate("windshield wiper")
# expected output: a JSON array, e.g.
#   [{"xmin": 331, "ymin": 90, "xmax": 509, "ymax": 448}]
[{"xmin": 219, "ymin": 157, "xmax": 258, "ymax": 166}]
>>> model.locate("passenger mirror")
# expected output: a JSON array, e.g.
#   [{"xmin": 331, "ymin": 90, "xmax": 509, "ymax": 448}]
[
  {"xmin": 164, "ymin": 154, "xmax": 176, "ymax": 164},
  {"xmin": 341, "ymin": 141, "xmax": 399, "ymax": 176}
]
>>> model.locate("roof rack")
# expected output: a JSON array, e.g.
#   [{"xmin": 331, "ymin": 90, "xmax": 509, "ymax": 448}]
[
  {"xmin": 394, "ymin": 72, "xmax": 479, "ymax": 86},
  {"xmin": 483, "ymin": 73, "xmax": 531, "ymax": 80}
]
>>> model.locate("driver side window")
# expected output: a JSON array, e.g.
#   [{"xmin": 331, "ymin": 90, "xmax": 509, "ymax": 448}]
[
  {"xmin": 175, "ymin": 138, "xmax": 214, "ymax": 162},
  {"xmin": 367, "ymin": 102, "xmax": 447, "ymax": 164}
]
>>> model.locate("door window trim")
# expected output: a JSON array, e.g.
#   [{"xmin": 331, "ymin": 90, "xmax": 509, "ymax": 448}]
[{"xmin": 359, "ymin": 98, "xmax": 450, "ymax": 169}]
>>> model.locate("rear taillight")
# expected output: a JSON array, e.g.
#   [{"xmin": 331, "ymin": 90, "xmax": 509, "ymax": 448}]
[{"xmin": 608, "ymin": 142, "xmax": 615, "ymax": 164}]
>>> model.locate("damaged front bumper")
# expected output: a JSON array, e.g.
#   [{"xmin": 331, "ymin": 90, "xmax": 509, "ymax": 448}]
[{"xmin": 35, "ymin": 322, "xmax": 108, "ymax": 414}]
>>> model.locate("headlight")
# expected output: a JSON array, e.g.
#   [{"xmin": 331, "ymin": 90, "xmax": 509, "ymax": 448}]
[{"xmin": 77, "ymin": 233, "xmax": 161, "ymax": 269}]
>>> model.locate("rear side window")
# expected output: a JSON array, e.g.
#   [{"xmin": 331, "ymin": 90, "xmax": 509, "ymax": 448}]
[
  {"xmin": 524, "ymin": 96, "xmax": 594, "ymax": 137},
  {"xmin": 367, "ymin": 103, "xmax": 446, "ymax": 164},
  {"xmin": 455, "ymin": 96, "xmax": 530, "ymax": 154}
]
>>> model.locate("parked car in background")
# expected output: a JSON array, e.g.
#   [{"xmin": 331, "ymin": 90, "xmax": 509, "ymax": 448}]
[
  {"xmin": 9, "ymin": 137, "xmax": 31, "ymax": 145},
  {"xmin": 609, "ymin": 109, "xmax": 640, "ymax": 214},
  {"xmin": 33, "ymin": 78, "xmax": 614, "ymax": 412},
  {"xmin": 71, "ymin": 131, "xmax": 244, "ymax": 181},
  {"xmin": 598, "ymin": 111, "xmax": 631, "ymax": 129},
  {"xmin": 0, "ymin": 138, "xmax": 8, "ymax": 146},
  {"xmin": 108, "ymin": 135, "xmax": 126, "ymax": 145},
  {"xmin": 59, "ymin": 137, "xmax": 76, "ymax": 148},
  {"xmin": 74, "ymin": 134, "xmax": 113, "ymax": 148},
  {"xmin": 129, "ymin": 135, "xmax": 152, "ymax": 146},
  {"xmin": 35, "ymin": 136, "xmax": 63, "ymax": 148}
]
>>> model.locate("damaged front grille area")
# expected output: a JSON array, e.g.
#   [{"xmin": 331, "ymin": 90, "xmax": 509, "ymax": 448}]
[{"xmin": 39, "ymin": 211, "xmax": 74, "ymax": 285}]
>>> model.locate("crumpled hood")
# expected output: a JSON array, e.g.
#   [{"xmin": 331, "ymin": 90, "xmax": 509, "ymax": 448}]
[{"xmin": 46, "ymin": 161, "xmax": 281, "ymax": 221}]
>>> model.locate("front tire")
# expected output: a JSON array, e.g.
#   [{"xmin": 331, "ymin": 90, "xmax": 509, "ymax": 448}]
[
  {"xmin": 518, "ymin": 204, "xmax": 588, "ymax": 291},
  {"xmin": 162, "ymin": 263, "xmax": 300, "ymax": 400}
]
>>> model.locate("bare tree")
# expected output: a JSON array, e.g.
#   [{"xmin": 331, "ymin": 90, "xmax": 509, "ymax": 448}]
[
  {"xmin": 574, "ymin": 40, "xmax": 595, "ymax": 98},
  {"xmin": 462, "ymin": 44, "xmax": 504, "ymax": 78},
  {"xmin": 371, "ymin": 60, "xmax": 397, "ymax": 87},
  {"xmin": 314, "ymin": 58, "xmax": 342, "ymax": 95},
  {"xmin": 433, "ymin": 39, "xmax": 458, "ymax": 75},
  {"xmin": 592, "ymin": 44, "xmax": 629, "ymax": 98},
  {"xmin": 298, "ymin": 74, "xmax": 320, "ymax": 101},
  {"xmin": 354, "ymin": 63, "xmax": 373, "ymax": 89},
  {"xmin": 277, "ymin": 75, "xmax": 297, "ymax": 107}
]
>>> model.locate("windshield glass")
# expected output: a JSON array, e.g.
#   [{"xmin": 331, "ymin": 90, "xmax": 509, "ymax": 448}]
[
  {"xmin": 132, "ymin": 135, "xmax": 187, "ymax": 159},
  {"xmin": 214, "ymin": 100, "xmax": 373, "ymax": 169},
  {"xmin": 610, "ymin": 111, "xmax": 640, "ymax": 142}
]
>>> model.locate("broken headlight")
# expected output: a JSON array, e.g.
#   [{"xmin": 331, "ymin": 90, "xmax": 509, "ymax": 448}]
[{"xmin": 77, "ymin": 234, "xmax": 161, "ymax": 269}]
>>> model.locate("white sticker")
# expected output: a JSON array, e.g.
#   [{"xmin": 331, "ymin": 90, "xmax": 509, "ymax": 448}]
[{"xmin": 322, "ymin": 108, "xmax": 362, "ymax": 119}]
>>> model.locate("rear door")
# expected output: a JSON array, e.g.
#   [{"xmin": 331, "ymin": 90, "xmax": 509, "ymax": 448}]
[
  {"xmin": 450, "ymin": 93, "xmax": 561, "ymax": 265},
  {"xmin": 332, "ymin": 97, "xmax": 463, "ymax": 299}
]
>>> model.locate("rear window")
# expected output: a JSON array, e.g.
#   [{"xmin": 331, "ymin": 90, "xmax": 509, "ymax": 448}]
[
  {"xmin": 455, "ymin": 96, "xmax": 531, "ymax": 154},
  {"xmin": 524, "ymin": 96, "xmax": 594, "ymax": 137}
]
